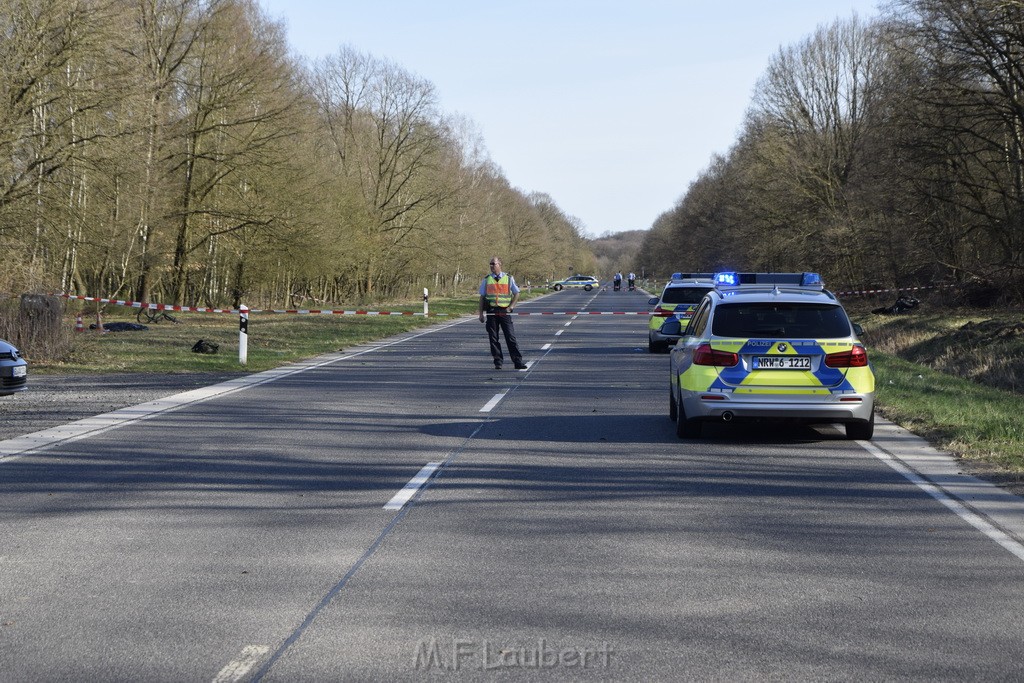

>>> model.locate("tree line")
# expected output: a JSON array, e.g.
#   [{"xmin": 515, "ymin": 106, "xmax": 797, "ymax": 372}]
[
  {"xmin": 636, "ymin": 0, "xmax": 1024, "ymax": 303},
  {"xmin": 0, "ymin": 0, "xmax": 595, "ymax": 309}
]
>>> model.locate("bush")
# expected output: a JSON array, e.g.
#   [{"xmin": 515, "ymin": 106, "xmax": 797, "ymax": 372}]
[{"xmin": 0, "ymin": 294, "xmax": 73, "ymax": 362}]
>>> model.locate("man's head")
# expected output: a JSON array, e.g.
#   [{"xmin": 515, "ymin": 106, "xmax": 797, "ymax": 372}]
[{"xmin": 489, "ymin": 257, "xmax": 502, "ymax": 274}]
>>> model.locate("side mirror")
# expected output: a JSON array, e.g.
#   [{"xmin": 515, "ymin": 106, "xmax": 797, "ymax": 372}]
[
  {"xmin": 648, "ymin": 297, "xmax": 659, "ymax": 306},
  {"xmin": 852, "ymin": 323, "xmax": 864, "ymax": 336},
  {"xmin": 659, "ymin": 319, "xmax": 683, "ymax": 336}
]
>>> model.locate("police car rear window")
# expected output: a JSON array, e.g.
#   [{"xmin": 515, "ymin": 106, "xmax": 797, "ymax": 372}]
[
  {"xmin": 712, "ymin": 303, "xmax": 851, "ymax": 338},
  {"xmin": 661, "ymin": 287, "xmax": 713, "ymax": 305}
]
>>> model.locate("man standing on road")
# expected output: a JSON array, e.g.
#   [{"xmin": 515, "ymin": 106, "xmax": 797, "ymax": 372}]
[{"xmin": 478, "ymin": 257, "xmax": 527, "ymax": 370}]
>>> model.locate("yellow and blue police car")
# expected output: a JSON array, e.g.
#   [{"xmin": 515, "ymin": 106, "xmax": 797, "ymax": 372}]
[
  {"xmin": 666, "ymin": 272, "xmax": 875, "ymax": 440},
  {"xmin": 647, "ymin": 273, "xmax": 714, "ymax": 353}
]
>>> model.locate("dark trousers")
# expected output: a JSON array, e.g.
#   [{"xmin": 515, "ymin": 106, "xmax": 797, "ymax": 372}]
[{"xmin": 486, "ymin": 309, "xmax": 522, "ymax": 366}]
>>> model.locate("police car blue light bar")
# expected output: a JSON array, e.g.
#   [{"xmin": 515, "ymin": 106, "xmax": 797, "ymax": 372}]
[
  {"xmin": 715, "ymin": 272, "xmax": 739, "ymax": 286},
  {"xmin": 670, "ymin": 272, "xmax": 714, "ymax": 281},
  {"xmin": 713, "ymin": 272, "xmax": 824, "ymax": 289},
  {"xmin": 801, "ymin": 272, "xmax": 823, "ymax": 286}
]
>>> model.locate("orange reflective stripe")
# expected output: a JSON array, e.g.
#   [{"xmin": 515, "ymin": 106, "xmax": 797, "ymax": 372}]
[{"xmin": 485, "ymin": 275, "xmax": 513, "ymax": 307}]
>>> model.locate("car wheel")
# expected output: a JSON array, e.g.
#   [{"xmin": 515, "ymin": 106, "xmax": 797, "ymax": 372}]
[
  {"xmin": 845, "ymin": 413, "xmax": 874, "ymax": 440},
  {"xmin": 584, "ymin": 284, "xmax": 593, "ymax": 291},
  {"xmin": 669, "ymin": 388, "xmax": 678, "ymax": 421},
  {"xmin": 675, "ymin": 403, "xmax": 702, "ymax": 438},
  {"xmin": 553, "ymin": 284, "xmax": 562, "ymax": 291}
]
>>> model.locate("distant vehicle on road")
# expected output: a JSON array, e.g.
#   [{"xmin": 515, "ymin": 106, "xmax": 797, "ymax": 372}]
[
  {"xmin": 648, "ymin": 273, "xmax": 714, "ymax": 352},
  {"xmin": 0, "ymin": 338, "xmax": 28, "ymax": 396},
  {"xmin": 550, "ymin": 275, "xmax": 599, "ymax": 291}
]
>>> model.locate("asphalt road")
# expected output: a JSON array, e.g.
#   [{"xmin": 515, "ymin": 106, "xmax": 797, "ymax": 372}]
[{"xmin": 1, "ymin": 287, "xmax": 1023, "ymax": 681}]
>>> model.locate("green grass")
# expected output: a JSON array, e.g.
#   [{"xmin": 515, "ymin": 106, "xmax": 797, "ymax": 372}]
[
  {"xmin": 850, "ymin": 306, "xmax": 1024, "ymax": 474},
  {"xmin": 42, "ymin": 296, "xmax": 485, "ymax": 374}
]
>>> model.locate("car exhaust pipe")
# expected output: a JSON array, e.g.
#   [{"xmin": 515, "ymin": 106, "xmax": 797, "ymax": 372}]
[{"xmin": 721, "ymin": 411, "xmax": 734, "ymax": 422}]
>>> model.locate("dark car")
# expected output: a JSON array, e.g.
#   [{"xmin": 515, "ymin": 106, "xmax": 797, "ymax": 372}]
[{"xmin": 0, "ymin": 339, "xmax": 28, "ymax": 396}]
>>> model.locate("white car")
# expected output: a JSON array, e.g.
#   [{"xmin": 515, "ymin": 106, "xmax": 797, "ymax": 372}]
[
  {"xmin": 0, "ymin": 338, "xmax": 28, "ymax": 396},
  {"xmin": 551, "ymin": 275, "xmax": 600, "ymax": 291}
]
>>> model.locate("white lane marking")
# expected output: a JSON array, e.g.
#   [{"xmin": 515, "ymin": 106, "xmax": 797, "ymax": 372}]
[
  {"xmin": 861, "ymin": 441, "xmax": 1024, "ymax": 563},
  {"xmin": 480, "ymin": 390, "xmax": 508, "ymax": 413},
  {"xmin": 384, "ymin": 462, "xmax": 442, "ymax": 510},
  {"xmin": 0, "ymin": 317, "xmax": 473, "ymax": 463},
  {"xmin": 541, "ymin": 343, "xmax": 551, "ymax": 350},
  {"xmin": 554, "ymin": 330, "xmax": 564, "ymax": 336},
  {"xmin": 563, "ymin": 321, "xmax": 572, "ymax": 327},
  {"xmin": 212, "ymin": 645, "xmax": 270, "ymax": 683}
]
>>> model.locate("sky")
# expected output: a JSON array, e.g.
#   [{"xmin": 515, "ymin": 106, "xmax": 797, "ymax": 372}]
[{"xmin": 257, "ymin": 0, "xmax": 882, "ymax": 237}]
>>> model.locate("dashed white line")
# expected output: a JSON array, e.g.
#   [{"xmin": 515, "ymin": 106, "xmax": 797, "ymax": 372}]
[
  {"xmin": 555, "ymin": 330, "xmax": 564, "ymax": 336},
  {"xmin": 541, "ymin": 343, "xmax": 552, "ymax": 350},
  {"xmin": 861, "ymin": 441, "xmax": 1024, "ymax": 563},
  {"xmin": 563, "ymin": 321, "xmax": 572, "ymax": 327},
  {"xmin": 480, "ymin": 390, "xmax": 509, "ymax": 413},
  {"xmin": 212, "ymin": 645, "xmax": 270, "ymax": 683},
  {"xmin": 384, "ymin": 462, "xmax": 442, "ymax": 510}
]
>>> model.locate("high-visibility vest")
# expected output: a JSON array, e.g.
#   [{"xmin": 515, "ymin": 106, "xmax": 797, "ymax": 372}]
[{"xmin": 485, "ymin": 274, "xmax": 513, "ymax": 308}]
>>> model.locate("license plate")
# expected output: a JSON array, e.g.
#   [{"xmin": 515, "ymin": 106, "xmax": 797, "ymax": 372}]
[
  {"xmin": 754, "ymin": 356, "xmax": 810, "ymax": 370},
  {"xmin": 12, "ymin": 365, "xmax": 26, "ymax": 377}
]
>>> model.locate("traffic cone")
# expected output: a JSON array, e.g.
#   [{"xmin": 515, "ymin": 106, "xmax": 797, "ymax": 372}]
[{"xmin": 75, "ymin": 313, "xmax": 84, "ymax": 332}]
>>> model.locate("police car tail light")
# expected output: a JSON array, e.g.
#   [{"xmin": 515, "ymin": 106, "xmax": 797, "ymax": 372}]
[
  {"xmin": 825, "ymin": 345, "xmax": 868, "ymax": 368},
  {"xmin": 693, "ymin": 343, "xmax": 739, "ymax": 367},
  {"xmin": 653, "ymin": 307, "xmax": 673, "ymax": 317}
]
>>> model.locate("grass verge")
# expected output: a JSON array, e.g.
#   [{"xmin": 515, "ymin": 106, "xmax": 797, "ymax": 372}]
[
  {"xmin": 854, "ymin": 305, "xmax": 1024, "ymax": 480},
  {"xmin": 873, "ymin": 352, "xmax": 1024, "ymax": 475},
  {"xmin": 39, "ymin": 296, "xmax": 485, "ymax": 374}
]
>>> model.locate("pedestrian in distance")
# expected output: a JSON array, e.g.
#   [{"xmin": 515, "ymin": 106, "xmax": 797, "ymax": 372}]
[{"xmin": 478, "ymin": 257, "xmax": 527, "ymax": 370}]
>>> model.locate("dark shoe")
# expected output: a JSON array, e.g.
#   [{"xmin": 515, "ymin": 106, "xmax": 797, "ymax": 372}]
[
  {"xmin": 494, "ymin": 363, "xmax": 502, "ymax": 370},
  {"xmin": 514, "ymin": 363, "xmax": 528, "ymax": 370}
]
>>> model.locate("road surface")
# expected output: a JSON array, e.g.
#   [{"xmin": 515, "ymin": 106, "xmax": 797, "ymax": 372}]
[{"xmin": 2, "ymin": 287, "xmax": 1023, "ymax": 681}]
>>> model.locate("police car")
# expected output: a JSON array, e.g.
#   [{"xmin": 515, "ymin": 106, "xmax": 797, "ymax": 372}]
[
  {"xmin": 550, "ymin": 275, "xmax": 599, "ymax": 291},
  {"xmin": 0, "ymin": 338, "xmax": 28, "ymax": 396},
  {"xmin": 666, "ymin": 272, "xmax": 875, "ymax": 440},
  {"xmin": 647, "ymin": 273, "xmax": 714, "ymax": 352}
]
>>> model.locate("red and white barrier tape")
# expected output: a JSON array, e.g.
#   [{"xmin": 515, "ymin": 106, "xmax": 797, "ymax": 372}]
[
  {"xmin": 59, "ymin": 294, "xmax": 444, "ymax": 316},
  {"xmin": 834, "ymin": 283, "xmax": 956, "ymax": 297},
  {"xmin": 59, "ymin": 294, "xmax": 653, "ymax": 316}
]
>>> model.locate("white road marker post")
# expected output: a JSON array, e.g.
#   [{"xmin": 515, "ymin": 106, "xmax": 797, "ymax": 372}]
[
  {"xmin": 423, "ymin": 287, "xmax": 429, "ymax": 316},
  {"xmin": 239, "ymin": 304, "xmax": 248, "ymax": 365}
]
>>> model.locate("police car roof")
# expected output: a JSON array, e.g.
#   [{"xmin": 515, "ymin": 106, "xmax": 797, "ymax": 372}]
[{"xmin": 711, "ymin": 287, "xmax": 839, "ymax": 304}]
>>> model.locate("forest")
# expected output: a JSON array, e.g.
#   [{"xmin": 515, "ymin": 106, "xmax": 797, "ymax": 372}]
[
  {"xmin": 637, "ymin": 0, "xmax": 1024, "ymax": 303},
  {"xmin": 5, "ymin": 1, "xmax": 1024, "ymax": 310},
  {"xmin": 0, "ymin": 0, "xmax": 595, "ymax": 310}
]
